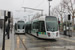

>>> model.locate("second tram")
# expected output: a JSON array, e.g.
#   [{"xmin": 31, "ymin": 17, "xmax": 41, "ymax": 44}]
[{"xmin": 14, "ymin": 21, "xmax": 25, "ymax": 34}]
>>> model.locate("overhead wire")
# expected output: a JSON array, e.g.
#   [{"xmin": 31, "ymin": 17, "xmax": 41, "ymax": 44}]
[
  {"xmin": 34, "ymin": 0, "xmax": 45, "ymax": 8},
  {"xmin": 21, "ymin": 0, "xmax": 45, "ymax": 14},
  {"xmin": 33, "ymin": 0, "xmax": 45, "ymax": 14},
  {"xmin": 21, "ymin": 0, "xmax": 45, "ymax": 9}
]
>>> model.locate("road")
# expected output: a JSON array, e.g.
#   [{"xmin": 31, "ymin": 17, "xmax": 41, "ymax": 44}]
[
  {"xmin": 14, "ymin": 33, "xmax": 75, "ymax": 50},
  {"xmin": 0, "ymin": 29, "xmax": 75, "ymax": 50}
]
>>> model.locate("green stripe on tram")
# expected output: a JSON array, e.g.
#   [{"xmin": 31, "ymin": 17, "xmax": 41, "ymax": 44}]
[{"xmin": 38, "ymin": 32, "xmax": 46, "ymax": 35}]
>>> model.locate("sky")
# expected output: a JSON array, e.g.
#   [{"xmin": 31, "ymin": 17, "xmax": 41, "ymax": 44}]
[
  {"xmin": 0, "ymin": 0, "xmax": 61, "ymax": 12},
  {"xmin": 0, "ymin": 0, "xmax": 61, "ymax": 23}
]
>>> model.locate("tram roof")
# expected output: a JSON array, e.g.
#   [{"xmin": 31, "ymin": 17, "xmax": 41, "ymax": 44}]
[
  {"xmin": 32, "ymin": 16, "xmax": 46, "ymax": 22},
  {"xmin": 32, "ymin": 16, "xmax": 57, "ymax": 22},
  {"xmin": 25, "ymin": 22, "xmax": 31, "ymax": 24},
  {"xmin": 16, "ymin": 21, "xmax": 25, "ymax": 24},
  {"xmin": 25, "ymin": 16, "xmax": 57, "ymax": 24}
]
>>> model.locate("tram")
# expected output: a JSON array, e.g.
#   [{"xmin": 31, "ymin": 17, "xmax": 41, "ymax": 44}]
[
  {"xmin": 14, "ymin": 21, "xmax": 25, "ymax": 34},
  {"xmin": 25, "ymin": 16, "xmax": 60, "ymax": 39}
]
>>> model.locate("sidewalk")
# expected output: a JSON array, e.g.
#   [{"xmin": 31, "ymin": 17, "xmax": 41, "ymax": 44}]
[
  {"xmin": 0, "ymin": 29, "xmax": 3, "ymax": 50},
  {"xmin": 0, "ymin": 29, "xmax": 14, "ymax": 50},
  {"xmin": 60, "ymin": 31, "xmax": 75, "ymax": 37},
  {"xmin": 5, "ymin": 38, "xmax": 11, "ymax": 50},
  {"xmin": 60, "ymin": 31, "xmax": 75, "ymax": 43},
  {"xmin": 5, "ymin": 29, "xmax": 14, "ymax": 50}
]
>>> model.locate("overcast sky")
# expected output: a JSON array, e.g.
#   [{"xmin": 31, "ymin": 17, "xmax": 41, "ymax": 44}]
[
  {"xmin": 0, "ymin": 0, "xmax": 61, "ymax": 12},
  {"xmin": 0, "ymin": 0, "xmax": 61, "ymax": 23}
]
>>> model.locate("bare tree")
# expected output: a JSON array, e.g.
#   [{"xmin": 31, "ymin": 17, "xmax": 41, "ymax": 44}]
[
  {"xmin": 52, "ymin": 0, "xmax": 75, "ymax": 30},
  {"xmin": 52, "ymin": 3, "xmax": 64, "ymax": 24},
  {"xmin": 62, "ymin": 0, "xmax": 75, "ymax": 30},
  {"xmin": 51, "ymin": 1, "xmax": 68, "ymax": 30},
  {"xmin": 31, "ymin": 12, "xmax": 41, "ymax": 20}
]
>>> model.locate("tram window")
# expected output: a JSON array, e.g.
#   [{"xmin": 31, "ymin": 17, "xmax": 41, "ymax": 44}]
[
  {"xmin": 29, "ymin": 24, "xmax": 31, "ymax": 30},
  {"xmin": 18, "ymin": 25, "xmax": 20, "ymax": 29},
  {"xmin": 28, "ymin": 24, "xmax": 31, "ymax": 30},
  {"xmin": 25, "ymin": 25, "xmax": 28, "ymax": 32},
  {"xmin": 22, "ymin": 26, "xmax": 24, "ymax": 29},
  {"xmin": 39, "ymin": 21, "xmax": 45, "ymax": 32},
  {"xmin": 15, "ymin": 24, "xmax": 17, "ymax": 30},
  {"xmin": 46, "ymin": 21, "xmax": 58, "ymax": 31},
  {"xmin": 33, "ymin": 22, "xmax": 39, "ymax": 29},
  {"xmin": 18, "ymin": 24, "xmax": 24, "ymax": 29}
]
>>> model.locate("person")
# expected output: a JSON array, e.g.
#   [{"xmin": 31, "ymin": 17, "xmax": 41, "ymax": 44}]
[
  {"xmin": 6, "ymin": 24, "xmax": 10, "ymax": 39},
  {"xmin": 63, "ymin": 24, "xmax": 67, "ymax": 35}
]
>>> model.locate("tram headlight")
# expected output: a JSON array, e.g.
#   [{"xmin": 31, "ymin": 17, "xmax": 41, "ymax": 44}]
[{"xmin": 48, "ymin": 33, "xmax": 50, "ymax": 36}]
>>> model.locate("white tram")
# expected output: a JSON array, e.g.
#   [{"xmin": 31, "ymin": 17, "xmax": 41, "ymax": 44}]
[
  {"xmin": 25, "ymin": 16, "xmax": 60, "ymax": 39},
  {"xmin": 14, "ymin": 21, "xmax": 25, "ymax": 34}
]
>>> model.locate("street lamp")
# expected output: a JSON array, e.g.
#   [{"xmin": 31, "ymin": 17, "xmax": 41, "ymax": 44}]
[{"xmin": 48, "ymin": 0, "xmax": 52, "ymax": 16}]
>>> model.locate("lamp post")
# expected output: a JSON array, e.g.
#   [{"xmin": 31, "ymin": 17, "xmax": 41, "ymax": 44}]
[
  {"xmin": 48, "ymin": 0, "xmax": 52, "ymax": 16},
  {"xmin": 2, "ymin": 11, "xmax": 11, "ymax": 50},
  {"xmin": 2, "ymin": 11, "xmax": 6, "ymax": 50}
]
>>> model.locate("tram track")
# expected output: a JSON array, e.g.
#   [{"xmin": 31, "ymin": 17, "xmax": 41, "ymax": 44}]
[
  {"xmin": 16, "ymin": 34, "xmax": 46, "ymax": 50},
  {"xmin": 17, "ymin": 34, "xmax": 47, "ymax": 50},
  {"xmin": 26, "ymin": 34, "xmax": 75, "ymax": 49},
  {"xmin": 15, "ymin": 34, "xmax": 75, "ymax": 50},
  {"xmin": 17, "ymin": 35, "xmax": 28, "ymax": 50},
  {"xmin": 25, "ymin": 34, "xmax": 47, "ymax": 50}
]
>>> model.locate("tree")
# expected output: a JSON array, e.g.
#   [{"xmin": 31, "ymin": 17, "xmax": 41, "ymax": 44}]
[
  {"xmin": 31, "ymin": 12, "xmax": 41, "ymax": 20},
  {"xmin": 62, "ymin": 0, "xmax": 74, "ymax": 30},
  {"xmin": 52, "ymin": 0, "xmax": 75, "ymax": 30},
  {"xmin": 51, "ymin": 2, "xmax": 65, "ymax": 23}
]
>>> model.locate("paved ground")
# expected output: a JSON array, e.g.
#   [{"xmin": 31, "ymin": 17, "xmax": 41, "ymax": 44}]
[
  {"xmin": 60, "ymin": 31, "xmax": 74, "ymax": 36},
  {"xmin": 0, "ymin": 29, "xmax": 75, "ymax": 50},
  {"xmin": 0, "ymin": 28, "xmax": 12, "ymax": 50},
  {"xmin": 14, "ymin": 33, "xmax": 75, "ymax": 50},
  {"xmin": 0, "ymin": 29, "xmax": 3, "ymax": 49}
]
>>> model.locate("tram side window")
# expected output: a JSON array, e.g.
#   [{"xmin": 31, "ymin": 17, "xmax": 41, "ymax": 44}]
[
  {"xmin": 28, "ymin": 24, "xmax": 31, "ymax": 30},
  {"xmin": 18, "ymin": 25, "xmax": 20, "ymax": 29},
  {"xmin": 22, "ymin": 25, "xmax": 24, "ymax": 29},
  {"xmin": 33, "ymin": 22, "xmax": 39, "ymax": 29},
  {"xmin": 25, "ymin": 24, "xmax": 28, "ymax": 32},
  {"xmin": 39, "ymin": 21, "xmax": 45, "ymax": 32}
]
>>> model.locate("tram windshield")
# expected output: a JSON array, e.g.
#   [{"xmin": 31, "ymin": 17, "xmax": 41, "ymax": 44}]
[
  {"xmin": 18, "ymin": 23, "xmax": 25, "ymax": 29},
  {"xmin": 46, "ymin": 16, "xmax": 58, "ymax": 32}
]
